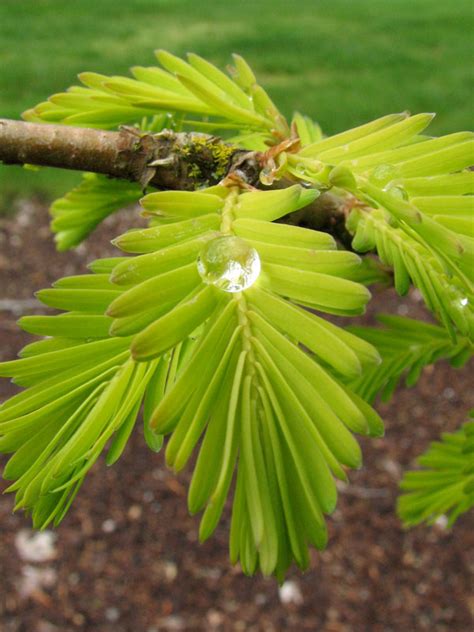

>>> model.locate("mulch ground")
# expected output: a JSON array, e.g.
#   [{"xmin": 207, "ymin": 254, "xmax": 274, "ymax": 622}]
[{"xmin": 0, "ymin": 199, "xmax": 473, "ymax": 632}]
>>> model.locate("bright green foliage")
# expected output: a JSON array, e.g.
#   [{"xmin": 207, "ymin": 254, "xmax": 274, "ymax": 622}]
[
  {"xmin": 1, "ymin": 52, "xmax": 473, "ymax": 577},
  {"xmin": 51, "ymin": 174, "xmax": 142, "ymax": 250},
  {"xmin": 23, "ymin": 50, "xmax": 288, "ymax": 138},
  {"xmin": 0, "ymin": 342, "xmax": 165, "ymax": 529},
  {"xmin": 295, "ymin": 114, "xmax": 474, "ymax": 339},
  {"xmin": 348, "ymin": 315, "xmax": 473, "ymax": 403},
  {"xmin": 0, "ymin": 184, "xmax": 383, "ymax": 578},
  {"xmin": 348, "ymin": 207, "xmax": 474, "ymax": 339},
  {"xmin": 398, "ymin": 417, "xmax": 474, "ymax": 526}
]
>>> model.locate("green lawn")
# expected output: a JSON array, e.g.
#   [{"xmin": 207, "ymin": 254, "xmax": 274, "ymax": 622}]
[{"xmin": 0, "ymin": 0, "xmax": 472, "ymax": 203}]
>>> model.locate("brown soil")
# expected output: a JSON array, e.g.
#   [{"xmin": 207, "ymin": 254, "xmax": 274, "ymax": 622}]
[{"xmin": 0, "ymin": 199, "xmax": 473, "ymax": 632}]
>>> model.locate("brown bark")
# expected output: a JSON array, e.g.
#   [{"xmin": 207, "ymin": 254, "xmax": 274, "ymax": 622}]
[
  {"xmin": 0, "ymin": 119, "xmax": 258, "ymax": 190},
  {"xmin": 279, "ymin": 190, "xmax": 353, "ymax": 248},
  {"xmin": 0, "ymin": 119, "xmax": 349, "ymax": 235}
]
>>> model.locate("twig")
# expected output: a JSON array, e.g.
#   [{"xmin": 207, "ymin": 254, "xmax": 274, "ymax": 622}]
[
  {"xmin": 0, "ymin": 119, "xmax": 258, "ymax": 191},
  {"xmin": 0, "ymin": 119, "xmax": 376, "ymax": 247}
]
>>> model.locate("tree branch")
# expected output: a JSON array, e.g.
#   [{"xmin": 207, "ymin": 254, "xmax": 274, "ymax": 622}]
[
  {"xmin": 0, "ymin": 119, "xmax": 351, "ymax": 238},
  {"xmin": 279, "ymin": 190, "xmax": 353, "ymax": 249},
  {"xmin": 0, "ymin": 119, "xmax": 259, "ymax": 191}
]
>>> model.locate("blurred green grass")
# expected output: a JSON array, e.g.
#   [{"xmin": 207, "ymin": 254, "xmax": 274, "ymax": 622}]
[{"xmin": 1, "ymin": 0, "xmax": 473, "ymax": 205}]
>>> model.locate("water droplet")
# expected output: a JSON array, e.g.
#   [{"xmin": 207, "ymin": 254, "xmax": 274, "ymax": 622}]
[
  {"xmin": 371, "ymin": 164, "xmax": 397, "ymax": 184},
  {"xmin": 259, "ymin": 166, "xmax": 275, "ymax": 186},
  {"xmin": 384, "ymin": 184, "xmax": 409, "ymax": 200},
  {"xmin": 197, "ymin": 236, "xmax": 261, "ymax": 293},
  {"xmin": 295, "ymin": 164, "xmax": 306, "ymax": 176}
]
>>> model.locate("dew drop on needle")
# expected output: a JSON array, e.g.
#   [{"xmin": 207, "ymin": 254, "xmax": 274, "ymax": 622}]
[{"xmin": 197, "ymin": 235, "xmax": 261, "ymax": 293}]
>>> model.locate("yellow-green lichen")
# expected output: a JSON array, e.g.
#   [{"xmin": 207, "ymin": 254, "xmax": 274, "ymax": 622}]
[{"xmin": 182, "ymin": 136, "xmax": 236, "ymax": 184}]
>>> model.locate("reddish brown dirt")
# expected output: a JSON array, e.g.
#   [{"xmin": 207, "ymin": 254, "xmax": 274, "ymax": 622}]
[{"xmin": 0, "ymin": 200, "xmax": 473, "ymax": 632}]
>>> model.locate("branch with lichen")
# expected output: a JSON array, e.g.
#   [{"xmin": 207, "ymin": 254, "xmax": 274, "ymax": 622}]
[
  {"xmin": 0, "ymin": 119, "xmax": 259, "ymax": 191},
  {"xmin": 0, "ymin": 118, "xmax": 354, "ymax": 240}
]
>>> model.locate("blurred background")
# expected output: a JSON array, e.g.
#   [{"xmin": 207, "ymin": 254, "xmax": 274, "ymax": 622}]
[
  {"xmin": 0, "ymin": 1, "xmax": 473, "ymax": 631},
  {"xmin": 1, "ymin": 0, "xmax": 473, "ymax": 203}
]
